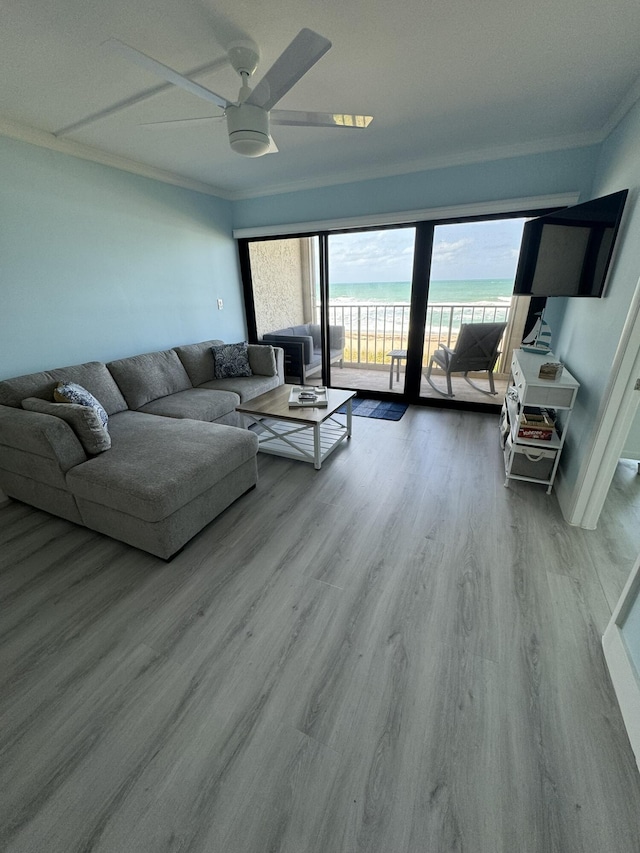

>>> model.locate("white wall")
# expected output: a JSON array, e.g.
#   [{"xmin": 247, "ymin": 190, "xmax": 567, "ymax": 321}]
[{"xmin": 0, "ymin": 136, "xmax": 245, "ymax": 379}]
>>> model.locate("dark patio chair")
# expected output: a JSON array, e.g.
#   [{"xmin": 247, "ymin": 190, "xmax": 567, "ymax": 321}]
[{"xmin": 425, "ymin": 321, "xmax": 507, "ymax": 397}]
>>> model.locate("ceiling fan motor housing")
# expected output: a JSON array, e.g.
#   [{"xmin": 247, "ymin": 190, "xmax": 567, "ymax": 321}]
[
  {"xmin": 226, "ymin": 104, "xmax": 270, "ymax": 156},
  {"xmin": 226, "ymin": 40, "xmax": 260, "ymax": 77}
]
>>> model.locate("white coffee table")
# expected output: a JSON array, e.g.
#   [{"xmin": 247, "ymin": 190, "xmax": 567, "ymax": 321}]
[{"xmin": 237, "ymin": 386, "xmax": 356, "ymax": 469}]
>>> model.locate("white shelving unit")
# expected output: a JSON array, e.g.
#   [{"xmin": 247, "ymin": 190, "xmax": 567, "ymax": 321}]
[{"xmin": 501, "ymin": 349, "xmax": 580, "ymax": 494}]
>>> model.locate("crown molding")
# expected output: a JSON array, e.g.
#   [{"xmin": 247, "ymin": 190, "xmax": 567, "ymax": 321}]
[
  {"xmin": 227, "ymin": 129, "xmax": 604, "ymax": 201},
  {"xmin": 0, "ymin": 117, "xmax": 233, "ymax": 200},
  {"xmin": 600, "ymin": 72, "xmax": 640, "ymax": 139},
  {"xmin": 5, "ymin": 91, "xmax": 636, "ymax": 205}
]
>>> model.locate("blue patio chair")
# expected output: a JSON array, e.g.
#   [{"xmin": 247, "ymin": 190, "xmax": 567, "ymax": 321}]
[{"xmin": 425, "ymin": 321, "xmax": 507, "ymax": 397}]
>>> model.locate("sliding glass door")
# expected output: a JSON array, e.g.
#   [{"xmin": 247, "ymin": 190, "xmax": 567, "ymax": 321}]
[
  {"xmin": 327, "ymin": 227, "xmax": 416, "ymax": 393},
  {"xmin": 418, "ymin": 218, "xmax": 528, "ymax": 404},
  {"xmin": 240, "ymin": 210, "xmax": 538, "ymax": 405}
]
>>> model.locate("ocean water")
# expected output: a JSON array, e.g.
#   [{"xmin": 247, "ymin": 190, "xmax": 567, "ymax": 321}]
[
  {"xmin": 327, "ymin": 279, "xmax": 513, "ymax": 338},
  {"xmin": 329, "ymin": 279, "xmax": 513, "ymax": 305}
]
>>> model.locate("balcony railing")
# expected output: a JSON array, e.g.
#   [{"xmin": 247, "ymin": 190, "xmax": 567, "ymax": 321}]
[{"xmin": 326, "ymin": 301, "xmax": 512, "ymax": 371}]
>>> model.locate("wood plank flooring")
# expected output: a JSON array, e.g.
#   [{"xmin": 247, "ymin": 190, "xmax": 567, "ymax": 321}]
[{"xmin": 1, "ymin": 407, "xmax": 640, "ymax": 853}]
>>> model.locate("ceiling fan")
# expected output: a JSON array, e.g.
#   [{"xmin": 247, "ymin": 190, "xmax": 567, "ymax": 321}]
[{"xmin": 106, "ymin": 29, "xmax": 373, "ymax": 157}]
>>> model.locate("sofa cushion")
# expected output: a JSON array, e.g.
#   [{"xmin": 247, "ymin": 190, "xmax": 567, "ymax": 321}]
[
  {"xmin": 107, "ymin": 349, "xmax": 192, "ymax": 410},
  {"xmin": 308, "ymin": 324, "xmax": 323, "ymax": 349},
  {"xmin": 199, "ymin": 374, "xmax": 281, "ymax": 402},
  {"xmin": 0, "ymin": 403, "xmax": 87, "ymax": 479},
  {"xmin": 291, "ymin": 324, "xmax": 311, "ymax": 337},
  {"xmin": 211, "ymin": 342, "xmax": 253, "ymax": 379},
  {"xmin": 66, "ymin": 411, "xmax": 258, "ymax": 522},
  {"xmin": 175, "ymin": 341, "xmax": 278, "ymax": 387},
  {"xmin": 136, "ymin": 388, "xmax": 240, "ymax": 421},
  {"xmin": 267, "ymin": 327, "xmax": 295, "ymax": 336},
  {"xmin": 174, "ymin": 339, "xmax": 224, "ymax": 387},
  {"xmin": 247, "ymin": 344, "xmax": 277, "ymax": 377},
  {"xmin": 53, "ymin": 382, "xmax": 109, "ymax": 427},
  {"xmin": 22, "ymin": 397, "xmax": 111, "ymax": 455},
  {"xmin": 0, "ymin": 370, "xmax": 57, "ymax": 408},
  {"xmin": 49, "ymin": 362, "xmax": 128, "ymax": 415}
]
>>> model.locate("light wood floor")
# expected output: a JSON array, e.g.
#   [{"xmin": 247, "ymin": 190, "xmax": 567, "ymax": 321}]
[{"xmin": 2, "ymin": 408, "xmax": 640, "ymax": 853}]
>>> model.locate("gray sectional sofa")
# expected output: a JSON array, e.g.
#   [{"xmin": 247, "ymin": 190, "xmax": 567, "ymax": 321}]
[{"xmin": 0, "ymin": 340, "xmax": 283, "ymax": 559}]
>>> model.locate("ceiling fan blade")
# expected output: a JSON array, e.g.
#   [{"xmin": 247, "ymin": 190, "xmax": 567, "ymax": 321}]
[
  {"xmin": 139, "ymin": 115, "xmax": 224, "ymax": 128},
  {"xmin": 56, "ymin": 56, "xmax": 229, "ymax": 137},
  {"xmin": 245, "ymin": 29, "xmax": 331, "ymax": 111},
  {"xmin": 105, "ymin": 38, "xmax": 230, "ymax": 110},
  {"xmin": 267, "ymin": 137, "xmax": 279, "ymax": 154},
  {"xmin": 270, "ymin": 110, "xmax": 373, "ymax": 128}
]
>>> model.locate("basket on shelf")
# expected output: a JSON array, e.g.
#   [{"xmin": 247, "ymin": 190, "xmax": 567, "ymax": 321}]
[{"xmin": 517, "ymin": 410, "xmax": 555, "ymax": 440}]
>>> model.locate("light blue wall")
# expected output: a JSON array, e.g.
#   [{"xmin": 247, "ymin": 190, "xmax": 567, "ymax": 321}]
[
  {"xmin": 0, "ymin": 136, "xmax": 244, "ymax": 379},
  {"xmin": 232, "ymin": 147, "xmax": 598, "ymax": 230},
  {"xmin": 550, "ymin": 100, "xmax": 640, "ymax": 494},
  {"xmin": 1, "ymin": 138, "xmax": 599, "ymax": 384}
]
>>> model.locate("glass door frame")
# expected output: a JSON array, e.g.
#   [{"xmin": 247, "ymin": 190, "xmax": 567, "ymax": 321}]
[
  {"xmin": 238, "ymin": 205, "xmax": 559, "ymax": 411},
  {"xmin": 404, "ymin": 222, "xmax": 434, "ymax": 399}
]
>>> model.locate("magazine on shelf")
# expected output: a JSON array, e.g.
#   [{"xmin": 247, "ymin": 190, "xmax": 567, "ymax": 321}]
[{"xmin": 288, "ymin": 386, "xmax": 329, "ymax": 408}]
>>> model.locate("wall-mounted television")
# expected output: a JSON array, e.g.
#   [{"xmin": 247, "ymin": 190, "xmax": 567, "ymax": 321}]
[{"xmin": 513, "ymin": 189, "xmax": 628, "ymax": 298}]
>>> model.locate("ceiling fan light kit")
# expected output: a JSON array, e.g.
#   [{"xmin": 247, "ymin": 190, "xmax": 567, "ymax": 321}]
[
  {"xmin": 226, "ymin": 104, "xmax": 270, "ymax": 157},
  {"xmin": 107, "ymin": 28, "xmax": 373, "ymax": 158}
]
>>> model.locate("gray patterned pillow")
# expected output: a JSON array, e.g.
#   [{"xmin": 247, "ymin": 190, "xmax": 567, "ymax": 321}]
[
  {"xmin": 54, "ymin": 381, "xmax": 108, "ymax": 426},
  {"xmin": 211, "ymin": 342, "xmax": 253, "ymax": 379},
  {"xmin": 22, "ymin": 397, "xmax": 111, "ymax": 454}
]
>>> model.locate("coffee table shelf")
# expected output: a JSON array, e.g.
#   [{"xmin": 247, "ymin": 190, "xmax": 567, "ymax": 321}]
[
  {"xmin": 236, "ymin": 386, "xmax": 356, "ymax": 470},
  {"xmin": 252, "ymin": 417, "xmax": 349, "ymax": 468}
]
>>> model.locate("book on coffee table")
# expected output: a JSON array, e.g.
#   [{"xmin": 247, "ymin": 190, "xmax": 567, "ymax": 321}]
[{"xmin": 288, "ymin": 386, "xmax": 329, "ymax": 408}]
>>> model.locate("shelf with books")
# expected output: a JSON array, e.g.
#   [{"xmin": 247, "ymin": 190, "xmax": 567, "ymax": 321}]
[{"xmin": 501, "ymin": 349, "xmax": 579, "ymax": 494}]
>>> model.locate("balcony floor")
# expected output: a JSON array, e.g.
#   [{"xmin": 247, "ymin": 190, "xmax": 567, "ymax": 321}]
[{"xmin": 319, "ymin": 364, "xmax": 508, "ymax": 405}]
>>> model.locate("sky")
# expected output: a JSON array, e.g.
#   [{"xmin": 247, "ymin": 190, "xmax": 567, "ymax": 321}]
[{"xmin": 328, "ymin": 219, "xmax": 528, "ymax": 283}]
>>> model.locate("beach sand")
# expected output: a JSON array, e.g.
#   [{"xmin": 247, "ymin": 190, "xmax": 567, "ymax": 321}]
[{"xmin": 343, "ymin": 331, "xmax": 456, "ymax": 366}]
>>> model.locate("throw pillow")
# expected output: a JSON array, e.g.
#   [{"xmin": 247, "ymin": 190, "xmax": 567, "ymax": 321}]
[
  {"xmin": 248, "ymin": 344, "xmax": 277, "ymax": 376},
  {"xmin": 22, "ymin": 397, "xmax": 111, "ymax": 454},
  {"xmin": 54, "ymin": 381, "xmax": 109, "ymax": 426},
  {"xmin": 211, "ymin": 342, "xmax": 253, "ymax": 379}
]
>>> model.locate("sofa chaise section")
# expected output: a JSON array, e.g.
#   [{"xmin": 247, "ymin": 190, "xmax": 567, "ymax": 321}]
[{"xmin": 66, "ymin": 411, "xmax": 258, "ymax": 559}]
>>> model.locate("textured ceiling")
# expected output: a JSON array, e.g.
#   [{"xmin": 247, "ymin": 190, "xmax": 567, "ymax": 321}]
[{"xmin": 2, "ymin": 0, "xmax": 640, "ymax": 198}]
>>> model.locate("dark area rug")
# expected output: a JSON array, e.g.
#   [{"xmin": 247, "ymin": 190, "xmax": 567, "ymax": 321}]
[{"xmin": 338, "ymin": 398, "xmax": 408, "ymax": 421}]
